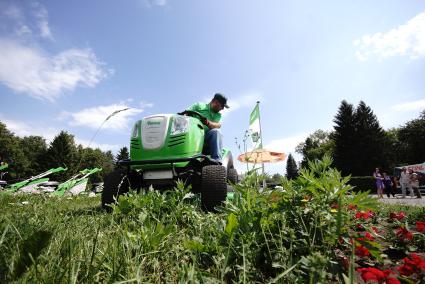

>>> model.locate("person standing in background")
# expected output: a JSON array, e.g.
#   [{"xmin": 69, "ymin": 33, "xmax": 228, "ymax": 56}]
[
  {"xmin": 383, "ymin": 172, "xmax": 395, "ymax": 198},
  {"xmin": 407, "ymin": 169, "xmax": 415, "ymax": 198},
  {"xmin": 373, "ymin": 168, "xmax": 385, "ymax": 199},
  {"xmin": 400, "ymin": 167, "xmax": 410, "ymax": 198},
  {"xmin": 391, "ymin": 175, "xmax": 399, "ymax": 197},
  {"xmin": 410, "ymin": 171, "xmax": 421, "ymax": 199}
]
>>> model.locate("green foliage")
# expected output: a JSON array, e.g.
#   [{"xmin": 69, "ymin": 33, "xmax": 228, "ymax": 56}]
[
  {"xmin": 44, "ymin": 131, "xmax": 78, "ymax": 180},
  {"xmin": 348, "ymin": 176, "xmax": 375, "ymax": 193},
  {"xmin": 333, "ymin": 101, "xmax": 387, "ymax": 176},
  {"xmin": 115, "ymin": 146, "xmax": 129, "ymax": 164},
  {"xmin": 296, "ymin": 130, "xmax": 335, "ymax": 168},
  {"xmin": 114, "ymin": 146, "xmax": 129, "ymax": 170},
  {"xmin": 0, "ymin": 122, "xmax": 30, "ymax": 179},
  {"xmin": 0, "ymin": 157, "xmax": 380, "ymax": 283},
  {"xmin": 333, "ymin": 100, "xmax": 357, "ymax": 176},
  {"xmin": 285, "ymin": 153, "xmax": 299, "ymax": 179},
  {"xmin": 19, "ymin": 136, "xmax": 48, "ymax": 177},
  {"xmin": 397, "ymin": 110, "xmax": 425, "ymax": 164},
  {"xmin": 0, "ymin": 121, "xmax": 114, "ymax": 182}
]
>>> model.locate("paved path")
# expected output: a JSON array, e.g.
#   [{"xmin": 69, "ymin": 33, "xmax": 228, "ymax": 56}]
[{"xmin": 378, "ymin": 194, "xmax": 424, "ymax": 206}]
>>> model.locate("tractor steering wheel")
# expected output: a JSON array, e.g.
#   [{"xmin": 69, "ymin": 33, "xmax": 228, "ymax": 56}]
[{"xmin": 178, "ymin": 110, "xmax": 208, "ymax": 126}]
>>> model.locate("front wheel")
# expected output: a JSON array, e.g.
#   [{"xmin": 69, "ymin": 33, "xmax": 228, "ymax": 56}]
[
  {"xmin": 101, "ymin": 168, "xmax": 129, "ymax": 211},
  {"xmin": 201, "ymin": 165, "xmax": 227, "ymax": 211},
  {"xmin": 227, "ymin": 168, "xmax": 238, "ymax": 184}
]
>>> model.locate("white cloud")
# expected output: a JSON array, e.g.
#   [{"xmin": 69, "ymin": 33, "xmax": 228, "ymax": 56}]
[
  {"xmin": 1, "ymin": 117, "xmax": 120, "ymax": 152},
  {"xmin": 62, "ymin": 102, "xmax": 148, "ymax": 130},
  {"xmin": 0, "ymin": 39, "xmax": 112, "ymax": 101},
  {"xmin": 1, "ymin": 1, "xmax": 53, "ymax": 40},
  {"xmin": 390, "ymin": 99, "xmax": 425, "ymax": 112},
  {"xmin": 144, "ymin": 0, "xmax": 168, "ymax": 7},
  {"xmin": 32, "ymin": 2, "xmax": 53, "ymax": 40},
  {"xmin": 2, "ymin": 118, "xmax": 59, "ymax": 142},
  {"xmin": 152, "ymin": 0, "xmax": 167, "ymax": 6},
  {"xmin": 140, "ymin": 101, "xmax": 154, "ymax": 108},
  {"xmin": 354, "ymin": 12, "xmax": 425, "ymax": 60},
  {"xmin": 3, "ymin": 5, "xmax": 22, "ymax": 20}
]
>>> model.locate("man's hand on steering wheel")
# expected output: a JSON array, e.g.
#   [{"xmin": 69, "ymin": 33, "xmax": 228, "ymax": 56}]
[{"xmin": 178, "ymin": 110, "xmax": 209, "ymax": 126}]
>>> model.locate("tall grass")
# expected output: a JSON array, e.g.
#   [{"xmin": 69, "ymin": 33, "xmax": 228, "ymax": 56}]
[{"xmin": 0, "ymin": 157, "xmax": 390, "ymax": 283}]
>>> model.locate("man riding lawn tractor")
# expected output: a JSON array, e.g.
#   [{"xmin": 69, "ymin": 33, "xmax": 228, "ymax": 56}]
[{"xmin": 102, "ymin": 93, "xmax": 238, "ymax": 211}]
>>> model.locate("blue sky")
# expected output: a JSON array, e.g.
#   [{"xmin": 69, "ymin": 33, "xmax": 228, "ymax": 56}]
[{"xmin": 1, "ymin": 0, "xmax": 424, "ymax": 174}]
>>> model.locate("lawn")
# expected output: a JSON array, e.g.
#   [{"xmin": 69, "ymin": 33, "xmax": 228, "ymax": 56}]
[{"xmin": 1, "ymin": 158, "xmax": 424, "ymax": 283}]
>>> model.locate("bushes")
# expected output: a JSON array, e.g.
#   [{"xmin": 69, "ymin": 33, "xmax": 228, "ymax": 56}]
[
  {"xmin": 349, "ymin": 176, "xmax": 375, "ymax": 193},
  {"xmin": 3, "ymin": 157, "xmax": 414, "ymax": 283}
]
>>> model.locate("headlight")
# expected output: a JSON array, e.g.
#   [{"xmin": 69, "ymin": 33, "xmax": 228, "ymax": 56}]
[
  {"xmin": 171, "ymin": 116, "xmax": 189, "ymax": 135},
  {"xmin": 131, "ymin": 122, "xmax": 139, "ymax": 138}
]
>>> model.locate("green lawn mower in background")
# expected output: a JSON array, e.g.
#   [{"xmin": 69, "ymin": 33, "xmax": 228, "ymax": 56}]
[
  {"xmin": 51, "ymin": 167, "xmax": 102, "ymax": 196},
  {"xmin": 4, "ymin": 167, "xmax": 67, "ymax": 194},
  {"xmin": 102, "ymin": 110, "xmax": 238, "ymax": 211},
  {"xmin": 0, "ymin": 163, "xmax": 8, "ymax": 189}
]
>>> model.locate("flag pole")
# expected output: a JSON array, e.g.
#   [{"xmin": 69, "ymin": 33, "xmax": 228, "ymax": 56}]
[{"xmin": 256, "ymin": 101, "xmax": 266, "ymax": 189}]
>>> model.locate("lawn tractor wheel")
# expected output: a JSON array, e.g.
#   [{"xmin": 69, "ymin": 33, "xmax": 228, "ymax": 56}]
[
  {"xmin": 201, "ymin": 165, "xmax": 227, "ymax": 211},
  {"xmin": 101, "ymin": 168, "xmax": 129, "ymax": 211},
  {"xmin": 227, "ymin": 168, "xmax": 238, "ymax": 184}
]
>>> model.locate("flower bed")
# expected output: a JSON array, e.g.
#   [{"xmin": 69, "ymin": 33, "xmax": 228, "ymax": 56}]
[{"xmin": 342, "ymin": 205, "xmax": 425, "ymax": 283}]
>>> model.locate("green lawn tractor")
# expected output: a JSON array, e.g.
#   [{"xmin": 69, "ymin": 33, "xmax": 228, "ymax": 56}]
[
  {"xmin": 0, "ymin": 163, "xmax": 8, "ymax": 189},
  {"xmin": 51, "ymin": 168, "xmax": 102, "ymax": 197},
  {"xmin": 102, "ymin": 110, "xmax": 238, "ymax": 211},
  {"xmin": 5, "ymin": 167, "xmax": 67, "ymax": 194}
]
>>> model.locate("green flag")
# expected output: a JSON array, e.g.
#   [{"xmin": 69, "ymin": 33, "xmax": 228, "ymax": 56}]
[{"xmin": 249, "ymin": 104, "xmax": 261, "ymax": 147}]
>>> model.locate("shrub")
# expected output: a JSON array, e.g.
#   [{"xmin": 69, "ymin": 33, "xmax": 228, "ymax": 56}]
[{"xmin": 349, "ymin": 176, "xmax": 375, "ymax": 193}]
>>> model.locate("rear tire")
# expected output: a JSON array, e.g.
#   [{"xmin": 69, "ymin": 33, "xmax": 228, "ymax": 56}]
[
  {"xmin": 227, "ymin": 168, "xmax": 238, "ymax": 184},
  {"xmin": 101, "ymin": 168, "xmax": 129, "ymax": 211},
  {"xmin": 201, "ymin": 165, "xmax": 227, "ymax": 211}
]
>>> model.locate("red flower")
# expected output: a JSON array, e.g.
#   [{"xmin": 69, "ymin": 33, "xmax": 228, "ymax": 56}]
[
  {"xmin": 364, "ymin": 232, "xmax": 374, "ymax": 241},
  {"xmin": 389, "ymin": 212, "xmax": 406, "ymax": 220},
  {"xmin": 371, "ymin": 226, "xmax": 379, "ymax": 234},
  {"xmin": 357, "ymin": 267, "xmax": 401, "ymax": 284},
  {"xmin": 357, "ymin": 267, "xmax": 385, "ymax": 282},
  {"xmin": 355, "ymin": 245, "xmax": 370, "ymax": 257},
  {"xmin": 397, "ymin": 263, "xmax": 415, "ymax": 276},
  {"xmin": 348, "ymin": 204, "xmax": 357, "ymax": 211},
  {"xmin": 356, "ymin": 224, "xmax": 365, "ymax": 231},
  {"xmin": 355, "ymin": 210, "xmax": 374, "ymax": 220},
  {"xmin": 356, "ymin": 232, "xmax": 375, "ymax": 242},
  {"xmin": 395, "ymin": 227, "xmax": 413, "ymax": 241},
  {"xmin": 385, "ymin": 275, "xmax": 401, "ymax": 284},
  {"xmin": 416, "ymin": 221, "xmax": 425, "ymax": 232},
  {"xmin": 396, "ymin": 253, "xmax": 425, "ymax": 276}
]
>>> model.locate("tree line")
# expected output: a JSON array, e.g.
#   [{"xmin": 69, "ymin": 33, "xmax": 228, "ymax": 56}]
[
  {"xmin": 295, "ymin": 101, "xmax": 425, "ymax": 177},
  {"xmin": 0, "ymin": 121, "xmax": 130, "ymax": 183}
]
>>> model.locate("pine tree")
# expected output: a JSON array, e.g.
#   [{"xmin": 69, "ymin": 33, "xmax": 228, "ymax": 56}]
[
  {"xmin": 115, "ymin": 147, "xmax": 129, "ymax": 165},
  {"xmin": 44, "ymin": 131, "xmax": 78, "ymax": 179},
  {"xmin": 286, "ymin": 153, "xmax": 299, "ymax": 180},
  {"xmin": 332, "ymin": 101, "xmax": 357, "ymax": 176},
  {"xmin": 333, "ymin": 101, "xmax": 388, "ymax": 176},
  {"xmin": 352, "ymin": 101, "xmax": 386, "ymax": 175}
]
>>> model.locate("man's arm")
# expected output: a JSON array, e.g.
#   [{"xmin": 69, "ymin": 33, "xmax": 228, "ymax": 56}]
[{"xmin": 206, "ymin": 120, "xmax": 221, "ymax": 129}]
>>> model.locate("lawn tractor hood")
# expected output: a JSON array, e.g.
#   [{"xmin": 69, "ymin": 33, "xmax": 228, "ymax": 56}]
[
  {"xmin": 139, "ymin": 115, "xmax": 170, "ymax": 149},
  {"xmin": 128, "ymin": 114, "xmax": 205, "ymax": 168}
]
